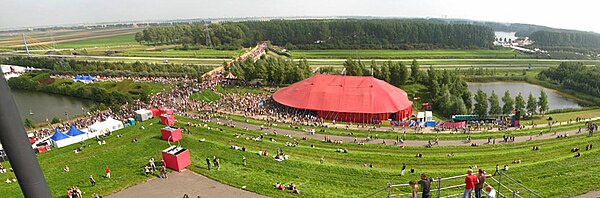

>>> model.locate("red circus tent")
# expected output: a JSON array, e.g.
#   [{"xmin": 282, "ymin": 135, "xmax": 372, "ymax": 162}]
[{"xmin": 273, "ymin": 74, "xmax": 413, "ymax": 123}]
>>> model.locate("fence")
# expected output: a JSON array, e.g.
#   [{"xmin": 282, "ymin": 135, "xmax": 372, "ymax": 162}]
[{"xmin": 365, "ymin": 171, "xmax": 542, "ymax": 198}]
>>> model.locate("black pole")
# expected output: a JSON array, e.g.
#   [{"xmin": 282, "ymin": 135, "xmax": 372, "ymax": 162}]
[{"xmin": 0, "ymin": 75, "xmax": 51, "ymax": 197}]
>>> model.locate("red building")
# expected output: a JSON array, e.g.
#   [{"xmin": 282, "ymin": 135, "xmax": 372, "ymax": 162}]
[{"xmin": 273, "ymin": 74, "xmax": 413, "ymax": 123}]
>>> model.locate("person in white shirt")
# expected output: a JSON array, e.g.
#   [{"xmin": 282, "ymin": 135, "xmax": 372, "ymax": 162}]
[{"xmin": 486, "ymin": 186, "xmax": 496, "ymax": 198}]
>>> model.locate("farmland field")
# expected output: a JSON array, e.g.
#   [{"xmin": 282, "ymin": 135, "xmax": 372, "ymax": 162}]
[{"xmin": 53, "ymin": 33, "xmax": 139, "ymax": 49}]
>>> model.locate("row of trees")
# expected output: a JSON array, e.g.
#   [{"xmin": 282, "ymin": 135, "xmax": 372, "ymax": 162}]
[
  {"xmin": 136, "ymin": 19, "xmax": 495, "ymax": 50},
  {"xmin": 1, "ymin": 57, "xmax": 210, "ymax": 77},
  {"xmin": 538, "ymin": 62, "xmax": 600, "ymax": 97},
  {"xmin": 530, "ymin": 30, "xmax": 600, "ymax": 52},
  {"xmin": 226, "ymin": 57, "xmax": 312, "ymax": 85},
  {"xmin": 341, "ymin": 59, "xmax": 420, "ymax": 87},
  {"xmin": 473, "ymin": 89, "xmax": 549, "ymax": 118}
]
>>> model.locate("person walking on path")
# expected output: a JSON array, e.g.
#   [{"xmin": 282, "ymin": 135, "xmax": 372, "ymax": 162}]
[
  {"xmin": 492, "ymin": 164, "xmax": 499, "ymax": 176},
  {"xmin": 206, "ymin": 157, "xmax": 212, "ymax": 170},
  {"xmin": 475, "ymin": 169, "xmax": 487, "ymax": 198},
  {"xmin": 89, "ymin": 175, "xmax": 96, "ymax": 186},
  {"xmin": 463, "ymin": 169, "xmax": 479, "ymax": 198},
  {"xmin": 418, "ymin": 173, "xmax": 433, "ymax": 198},
  {"xmin": 105, "ymin": 167, "xmax": 111, "ymax": 178}
]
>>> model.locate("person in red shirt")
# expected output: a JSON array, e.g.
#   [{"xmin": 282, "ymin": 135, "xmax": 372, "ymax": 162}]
[
  {"xmin": 463, "ymin": 169, "xmax": 479, "ymax": 198},
  {"xmin": 105, "ymin": 167, "xmax": 111, "ymax": 178}
]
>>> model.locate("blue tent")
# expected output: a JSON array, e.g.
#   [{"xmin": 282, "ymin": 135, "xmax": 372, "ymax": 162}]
[
  {"xmin": 50, "ymin": 129, "xmax": 70, "ymax": 141},
  {"xmin": 75, "ymin": 74, "xmax": 81, "ymax": 80},
  {"xmin": 65, "ymin": 125, "xmax": 86, "ymax": 136}
]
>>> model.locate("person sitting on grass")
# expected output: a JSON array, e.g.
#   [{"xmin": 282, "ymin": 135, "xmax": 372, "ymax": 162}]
[
  {"xmin": 574, "ymin": 151, "xmax": 581, "ymax": 157},
  {"xmin": 291, "ymin": 186, "xmax": 300, "ymax": 194}
]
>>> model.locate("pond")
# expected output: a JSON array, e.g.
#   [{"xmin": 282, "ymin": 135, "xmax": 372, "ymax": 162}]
[
  {"xmin": 10, "ymin": 89, "xmax": 94, "ymax": 124},
  {"xmin": 467, "ymin": 82, "xmax": 581, "ymax": 110}
]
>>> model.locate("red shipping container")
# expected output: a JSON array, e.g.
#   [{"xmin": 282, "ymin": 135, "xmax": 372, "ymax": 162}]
[
  {"xmin": 161, "ymin": 127, "xmax": 182, "ymax": 142},
  {"xmin": 160, "ymin": 114, "xmax": 176, "ymax": 126},
  {"xmin": 161, "ymin": 146, "xmax": 191, "ymax": 171}
]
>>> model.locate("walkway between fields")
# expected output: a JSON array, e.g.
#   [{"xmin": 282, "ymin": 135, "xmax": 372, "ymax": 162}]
[
  {"xmin": 213, "ymin": 118, "xmax": 595, "ymax": 147},
  {"xmin": 106, "ymin": 170, "xmax": 266, "ymax": 198}
]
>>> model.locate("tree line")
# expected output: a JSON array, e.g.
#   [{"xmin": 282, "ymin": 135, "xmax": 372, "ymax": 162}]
[
  {"xmin": 135, "ymin": 19, "xmax": 495, "ymax": 50},
  {"xmin": 472, "ymin": 89, "xmax": 549, "ymax": 119},
  {"xmin": 530, "ymin": 30, "xmax": 600, "ymax": 53},
  {"xmin": 538, "ymin": 62, "xmax": 600, "ymax": 97},
  {"xmin": 226, "ymin": 57, "xmax": 312, "ymax": 85},
  {"xmin": 1, "ymin": 56, "xmax": 210, "ymax": 77}
]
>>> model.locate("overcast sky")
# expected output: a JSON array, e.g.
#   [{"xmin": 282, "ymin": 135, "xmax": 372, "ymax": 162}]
[{"xmin": 1, "ymin": 0, "xmax": 598, "ymax": 33}]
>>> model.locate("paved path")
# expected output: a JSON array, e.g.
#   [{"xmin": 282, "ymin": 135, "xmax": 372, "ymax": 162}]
[
  {"xmin": 106, "ymin": 170, "xmax": 267, "ymax": 198},
  {"xmin": 215, "ymin": 118, "xmax": 594, "ymax": 147},
  {"xmin": 572, "ymin": 190, "xmax": 600, "ymax": 198}
]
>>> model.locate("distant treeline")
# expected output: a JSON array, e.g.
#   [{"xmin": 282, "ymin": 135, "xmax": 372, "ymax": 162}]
[
  {"xmin": 2, "ymin": 56, "xmax": 210, "ymax": 77},
  {"xmin": 538, "ymin": 62, "xmax": 600, "ymax": 97},
  {"xmin": 135, "ymin": 19, "xmax": 495, "ymax": 50},
  {"xmin": 530, "ymin": 31, "xmax": 600, "ymax": 53}
]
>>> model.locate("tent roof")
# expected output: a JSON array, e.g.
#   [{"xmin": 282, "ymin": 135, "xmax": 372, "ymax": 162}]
[
  {"xmin": 50, "ymin": 129, "xmax": 70, "ymax": 141},
  {"xmin": 65, "ymin": 125, "xmax": 86, "ymax": 136},
  {"xmin": 225, "ymin": 72, "xmax": 237, "ymax": 79},
  {"xmin": 273, "ymin": 74, "xmax": 412, "ymax": 114}
]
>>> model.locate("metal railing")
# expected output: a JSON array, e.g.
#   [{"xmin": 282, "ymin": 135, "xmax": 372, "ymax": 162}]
[{"xmin": 365, "ymin": 171, "xmax": 542, "ymax": 198}]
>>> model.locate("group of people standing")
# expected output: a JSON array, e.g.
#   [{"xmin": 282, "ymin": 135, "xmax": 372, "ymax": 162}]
[{"xmin": 408, "ymin": 169, "xmax": 495, "ymax": 198}]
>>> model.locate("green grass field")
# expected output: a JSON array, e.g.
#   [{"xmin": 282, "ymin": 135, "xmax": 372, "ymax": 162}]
[
  {"xmin": 190, "ymin": 90, "xmax": 221, "ymax": 102},
  {"xmin": 290, "ymin": 49, "xmax": 528, "ymax": 59},
  {"xmin": 120, "ymin": 49, "xmax": 243, "ymax": 59},
  {"xmin": 53, "ymin": 33, "xmax": 139, "ymax": 49},
  {"xmin": 2, "ymin": 116, "xmax": 599, "ymax": 197}
]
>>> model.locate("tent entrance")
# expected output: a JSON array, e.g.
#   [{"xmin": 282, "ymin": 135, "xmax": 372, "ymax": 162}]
[{"xmin": 389, "ymin": 113, "xmax": 397, "ymax": 120}]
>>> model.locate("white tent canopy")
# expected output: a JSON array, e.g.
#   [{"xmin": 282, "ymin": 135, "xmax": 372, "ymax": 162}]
[
  {"xmin": 88, "ymin": 117, "xmax": 124, "ymax": 136},
  {"xmin": 135, "ymin": 109, "xmax": 153, "ymax": 121}
]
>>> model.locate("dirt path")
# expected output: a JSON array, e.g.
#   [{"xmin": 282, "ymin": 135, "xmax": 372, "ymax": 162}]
[
  {"xmin": 216, "ymin": 118, "xmax": 594, "ymax": 147},
  {"xmin": 106, "ymin": 170, "xmax": 267, "ymax": 198}
]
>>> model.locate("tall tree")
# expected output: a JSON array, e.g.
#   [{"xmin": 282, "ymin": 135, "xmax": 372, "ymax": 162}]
[
  {"xmin": 502, "ymin": 91, "xmax": 514, "ymax": 114},
  {"xmin": 473, "ymin": 89, "xmax": 488, "ymax": 117},
  {"xmin": 398, "ymin": 62, "xmax": 409, "ymax": 85},
  {"xmin": 410, "ymin": 59, "xmax": 420, "ymax": 82},
  {"xmin": 515, "ymin": 93, "xmax": 526, "ymax": 114},
  {"xmin": 526, "ymin": 93, "xmax": 538, "ymax": 116},
  {"xmin": 538, "ymin": 90, "xmax": 549, "ymax": 114},
  {"xmin": 488, "ymin": 91, "xmax": 501, "ymax": 115}
]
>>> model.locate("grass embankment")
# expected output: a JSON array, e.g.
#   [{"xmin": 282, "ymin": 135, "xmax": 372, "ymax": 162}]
[
  {"xmin": 223, "ymin": 113, "xmax": 598, "ymax": 141},
  {"xmin": 1, "ymin": 117, "xmax": 599, "ymax": 197},
  {"xmin": 289, "ymin": 49, "xmax": 528, "ymax": 59}
]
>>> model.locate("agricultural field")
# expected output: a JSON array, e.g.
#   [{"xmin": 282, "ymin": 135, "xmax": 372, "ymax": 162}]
[
  {"xmin": 0, "ymin": 28, "xmax": 142, "ymax": 50},
  {"xmin": 1, "ymin": 117, "xmax": 599, "ymax": 197},
  {"xmin": 53, "ymin": 33, "xmax": 139, "ymax": 49}
]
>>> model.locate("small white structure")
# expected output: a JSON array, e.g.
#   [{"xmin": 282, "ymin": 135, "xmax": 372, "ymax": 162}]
[
  {"xmin": 88, "ymin": 117, "xmax": 124, "ymax": 136},
  {"xmin": 417, "ymin": 112, "xmax": 425, "ymax": 122},
  {"xmin": 135, "ymin": 109, "xmax": 153, "ymax": 121},
  {"xmin": 425, "ymin": 111, "xmax": 433, "ymax": 122}
]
